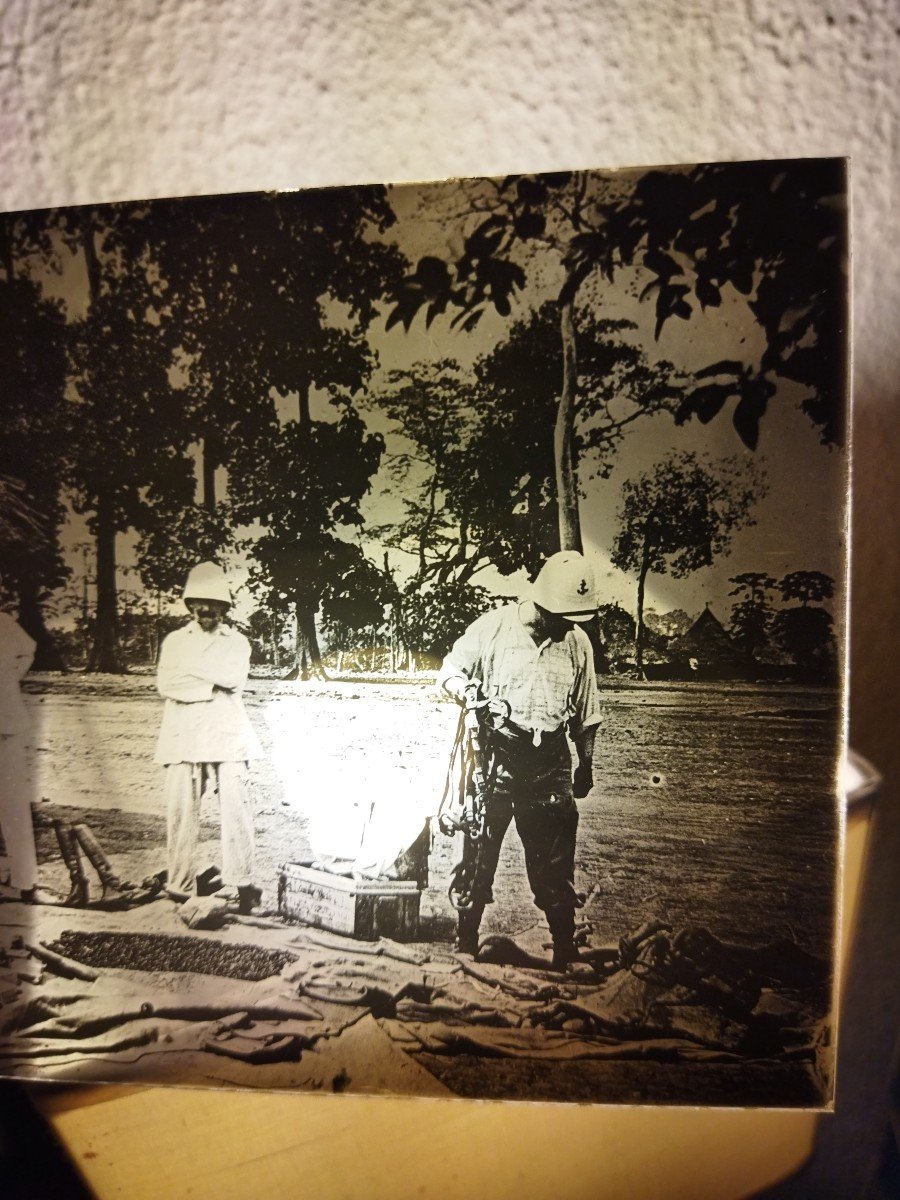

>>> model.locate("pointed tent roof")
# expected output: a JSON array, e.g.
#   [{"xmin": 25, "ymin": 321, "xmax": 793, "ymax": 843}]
[{"xmin": 667, "ymin": 604, "xmax": 742, "ymax": 666}]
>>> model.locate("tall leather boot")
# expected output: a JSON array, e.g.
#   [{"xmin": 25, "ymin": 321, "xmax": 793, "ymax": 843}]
[
  {"xmin": 547, "ymin": 903, "xmax": 577, "ymax": 972},
  {"xmin": 72, "ymin": 823, "xmax": 134, "ymax": 908},
  {"xmin": 53, "ymin": 820, "xmax": 89, "ymax": 908},
  {"xmin": 456, "ymin": 903, "xmax": 485, "ymax": 956}
]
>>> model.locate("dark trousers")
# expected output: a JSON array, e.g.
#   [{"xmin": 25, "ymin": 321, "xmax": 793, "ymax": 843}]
[{"xmin": 457, "ymin": 725, "xmax": 579, "ymax": 914}]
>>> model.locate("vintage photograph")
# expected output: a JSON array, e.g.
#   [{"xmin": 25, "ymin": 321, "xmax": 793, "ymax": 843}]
[{"xmin": 0, "ymin": 160, "xmax": 848, "ymax": 1106}]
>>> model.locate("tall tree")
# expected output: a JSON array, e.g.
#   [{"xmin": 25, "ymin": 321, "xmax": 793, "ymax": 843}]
[
  {"xmin": 770, "ymin": 571, "xmax": 837, "ymax": 681},
  {"xmin": 464, "ymin": 303, "xmax": 683, "ymax": 574},
  {"xmin": 135, "ymin": 498, "xmax": 232, "ymax": 600},
  {"xmin": 372, "ymin": 306, "xmax": 682, "ymax": 638},
  {"xmin": 319, "ymin": 550, "xmax": 391, "ymax": 669},
  {"xmin": 371, "ymin": 359, "xmax": 476, "ymax": 589},
  {"xmin": 595, "ymin": 603, "xmax": 636, "ymax": 669},
  {"xmin": 728, "ymin": 572, "xmax": 777, "ymax": 667},
  {"xmin": 400, "ymin": 579, "xmax": 494, "ymax": 664},
  {"xmin": 0, "ymin": 217, "xmax": 70, "ymax": 667},
  {"xmin": 605, "ymin": 162, "xmax": 848, "ymax": 449},
  {"xmin": 149, "ymin": 187, "xmax": 401, "ymax": 495},
  {"xmin": 368, "ymin": 358, "xmax": 478, "ymax": 666},
  {"xmin": 238, "ymin": 407, "xmax": 386, "ymax": 679},
  {"xmin": 387, "ymin": 171, "xmax": 622, "ymax": 550},
  {"xmin": 387, "ymin": 162, "xmax": 846, "ymax": 545},
  {"xmin": 162, "ymin": 188, "xmax": 405, "ymax": 678},
  {"xmin": 370, "ymin": 305, "xmax": 683, "ymax": 669},
  {"xmin": 778, "ymin": 570, "xmax": 835, "ymax": 606},
  {"xmin": 64, "ymin": 207, "xmax": 192, "ymax": 672},
  {"xmin": 245, "ymin": 607, "xmax": 292, "ymax": 668},
  {"xmin": 610, "ymin": 452, "xmax": 765, "ymax": 674}
]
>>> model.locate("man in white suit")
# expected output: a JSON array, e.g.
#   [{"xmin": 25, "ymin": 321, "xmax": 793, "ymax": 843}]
[{"xmin": 155, "ymin": 562, "xmax": 262, "ymax": 906}]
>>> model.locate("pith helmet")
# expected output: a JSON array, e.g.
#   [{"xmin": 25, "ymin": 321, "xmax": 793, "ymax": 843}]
[
  {"xmin": 183, "ymin": 561, "xmax": 232, "ymax": 606},
  {"xmin": 530, "ymin": 551, "xmax": 597, "ymax": 622}
]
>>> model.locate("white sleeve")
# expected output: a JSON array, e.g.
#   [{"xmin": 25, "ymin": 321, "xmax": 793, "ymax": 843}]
[
  {"xmin": 156, "ymin": 633, "xmax": 214, "ymax": 702},
  {"xmin": 436, "ymin": 613, "xmax": 492, "ymax": 699}
]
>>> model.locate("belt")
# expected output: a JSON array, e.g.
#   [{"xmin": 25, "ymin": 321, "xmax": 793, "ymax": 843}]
[{"xmin": 493, "ymin": 719, "xmax": 567, "ymax": 750}]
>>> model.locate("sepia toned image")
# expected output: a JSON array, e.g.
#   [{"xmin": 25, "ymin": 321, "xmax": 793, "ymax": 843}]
[{"xmin": 0, "ymin": 159, "xmax": 848, "ymax": 1107}]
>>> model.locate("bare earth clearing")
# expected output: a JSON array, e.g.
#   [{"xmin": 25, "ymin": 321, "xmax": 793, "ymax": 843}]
[{"xmin": 2, "ymin": 673, "xmax": 840, "ymax": 1106}]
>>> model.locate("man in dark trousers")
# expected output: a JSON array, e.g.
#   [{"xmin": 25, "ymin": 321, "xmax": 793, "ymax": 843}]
[{"xmin": 437, "ymin": 551, "xmax": 600, "ymax": 970}]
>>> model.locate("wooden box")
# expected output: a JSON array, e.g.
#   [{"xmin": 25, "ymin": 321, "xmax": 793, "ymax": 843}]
[{"xmin": 278, "ymin": 863, "xmax": 421, "ymax": 941}]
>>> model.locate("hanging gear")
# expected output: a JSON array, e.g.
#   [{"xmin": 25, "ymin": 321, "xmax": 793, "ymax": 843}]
[
  {"xmin": 438, "ymin": 685, "xmax": 509, "ymax": 842},
  {"xmin": 438, "ymin": 685, "xmax": 509, "ymax": 919},
  {"xmin": 447, "ymin": 828, "xmax": 482, "ymax": 913}
]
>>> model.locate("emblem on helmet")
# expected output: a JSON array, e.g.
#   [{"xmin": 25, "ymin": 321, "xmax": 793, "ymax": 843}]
[{"xmin": 530, "ymin": 552, "xmax": 598, "ymax": 622}]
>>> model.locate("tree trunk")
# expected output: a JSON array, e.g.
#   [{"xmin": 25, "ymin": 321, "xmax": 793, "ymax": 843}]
[
  {"xmin": 634, "ymin": 543, "xmax": 652, "ymax": 679},
  {"xmin": 153, "ymin": 592, "xmax": 162, "ymax": 666},
  {"xmin": 87, "ymin": 495, "xmax": 125, "ymax": 673},
  {"xmin": 527, "ymin": 471, "xmax": 557, "ymax": 572},
  {"xmin": 284, "ymin": 603, "xmax": 326, "ymax": 681},
  {"xmin": 201, "ymin": 438, "xmax": 217, "ymax": 512},
  {"xmin": 269, "ymin": 614, "xmax": 280, "ymax": 668},
  {"xmin": 297, "ymin": 379, "xmax": 312, "ymax": 435},
  {"xmin": 6, "ymin": 231, "xmax": 64, "ymax": 672},
  {"xmin": 281, "ymin": 382, "xmax": 328, "ymax": 682},
  {"xmin": 82, "ymin": 213, "xmax": 103, "ymax": 301},
  {"xmin": 17, "ymin": 580, "xmax": 67, "ymax": 672},
  {"xmin": 83, "ymin": 215, "xmax": 124, "ymax": 674},
  {"xmin": 0, "ymin": 222, "xmax": 14, "ymax": 281},
  {"xmin": 555, "ymin": 299, "xmax": 582, "ymax": 553}
]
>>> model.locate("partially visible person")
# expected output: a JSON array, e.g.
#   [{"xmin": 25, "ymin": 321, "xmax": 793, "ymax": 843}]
[
  {"xmin": 437, "ymin": 551, "xmax": 601, "ymax": 970},
  {"xmin": 155, "ymin": 562, "xmax": 262, "ymax": 909},
  {"xmin": 0, "ymin": 610, "xmax": 40, "ymax": 901}
]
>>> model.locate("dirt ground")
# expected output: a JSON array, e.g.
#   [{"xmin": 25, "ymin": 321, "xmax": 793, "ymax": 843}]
[
  {"xmin": 2, "ymin": 671, "xmax": 842, "ymax": 1105},
  {"xmin": 20, "ymin": 672, "xmax": 840, "ymax": 958}
]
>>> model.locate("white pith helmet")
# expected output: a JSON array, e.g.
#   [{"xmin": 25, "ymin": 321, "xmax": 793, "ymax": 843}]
[
  {"xmin": 183, "ymin": 561, "xmax": 232, "ymax": 607},
  {"xmin": 530, "ymin": 551, "xmax": 597, "ymax": 622}
]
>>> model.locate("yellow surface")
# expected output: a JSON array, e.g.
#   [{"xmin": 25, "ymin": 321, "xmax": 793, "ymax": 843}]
[{"xmin": 33, "ymin": 804, "xmax": 872, "ymax": 1200}]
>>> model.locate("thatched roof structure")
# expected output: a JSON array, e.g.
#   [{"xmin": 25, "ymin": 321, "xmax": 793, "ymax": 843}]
[{"xmin": 666, "ymin": 605, "xmax": 743, "ymax": 667}]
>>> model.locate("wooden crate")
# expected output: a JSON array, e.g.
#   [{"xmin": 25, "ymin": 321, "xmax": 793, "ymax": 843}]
[{"xmin": 278, "ymin": 863, "xmax": 421, "ymax": 941}]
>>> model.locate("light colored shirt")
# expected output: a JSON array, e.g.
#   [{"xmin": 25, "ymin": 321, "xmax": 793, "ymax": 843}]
[
  {"xmin": 437, "ymin": 603, "xmax": 601, "ymax": 738},
  {"xmin": 154, "ymin": 621, "xmax": 263, "ymax": 765},
  {"xmin": 0, "ymin": 612, "xmax": 36, "ymax": 735}
]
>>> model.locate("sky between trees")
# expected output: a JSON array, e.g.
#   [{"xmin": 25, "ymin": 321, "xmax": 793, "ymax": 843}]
[{"xmin": 4, "ymin": 161, "xmax": 849, "ymax": 663}]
